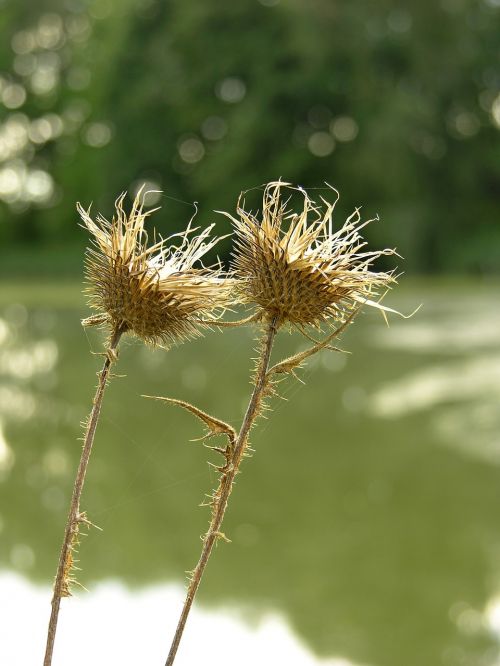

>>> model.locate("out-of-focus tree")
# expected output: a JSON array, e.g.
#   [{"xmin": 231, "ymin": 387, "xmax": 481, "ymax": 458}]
[{"xmin": 0, "ymin": 0, "xmax": 499, "ymax": 273}]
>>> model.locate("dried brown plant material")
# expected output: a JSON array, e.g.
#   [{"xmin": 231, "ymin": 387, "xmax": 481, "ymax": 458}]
[
  {"xmin": 161, "ymin": 181, "xmax": 403, "ymax": 666},
  {"xmin": 44, "ymin": 188, "xmax": 231, "ymax": 666},
  {"xmin": 223, "ymin": 180, "xmax": 397, "ymax": 329},
  {"xmin": 79, "ymin": 190, "xmax": 232, "ymax": 347}
]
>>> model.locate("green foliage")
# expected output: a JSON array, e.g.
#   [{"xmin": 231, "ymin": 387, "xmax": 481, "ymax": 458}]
[{"xmin": 0, "ymin": 0, "xmax": 498, "ymax": 273}]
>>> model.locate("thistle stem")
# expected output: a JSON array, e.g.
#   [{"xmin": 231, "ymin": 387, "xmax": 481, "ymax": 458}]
[
  {"xmin": 165, "ymin": 316, "xmax": 278, "ymax": 666},
  {"xmin": 43, "ymin": 324, "xmax": 124, "ymax": 666}
]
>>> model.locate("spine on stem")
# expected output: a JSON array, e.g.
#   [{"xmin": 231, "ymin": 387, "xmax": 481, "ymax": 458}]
[
  {"xmin": 43, "ymin": 326, "xmax": 123, "ymax": 666},
  {"xmin": 164, "ymin": 317, "xmax": 278, "ymax": 666}
]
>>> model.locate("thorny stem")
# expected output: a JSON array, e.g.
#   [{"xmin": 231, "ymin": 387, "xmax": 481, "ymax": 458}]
[
  {"xmin": 43, "ymin": 324, "xmax": 124, "ymax": 666},
  {"xmin": 165, "ymin": 316, "xmax": 278, "ymax": 666}
]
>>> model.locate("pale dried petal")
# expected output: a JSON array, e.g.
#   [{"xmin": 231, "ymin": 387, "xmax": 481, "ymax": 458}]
[
  {"xmin": 79, "ymin": 188, "xmax": 232, "ymax": 346},
  {"xmin": 224, "ymin": 181, "xmax": 397, "ymax": 327}
]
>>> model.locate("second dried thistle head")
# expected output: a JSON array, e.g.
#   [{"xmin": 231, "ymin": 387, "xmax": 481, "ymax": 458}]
[{"xmin": 224, "ymin": 181, "xmax": 397, "ymax": 329}]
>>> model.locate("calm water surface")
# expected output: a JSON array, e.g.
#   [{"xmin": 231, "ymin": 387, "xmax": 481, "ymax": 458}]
[{"xmin": 1, "ymin": 280, "xmax": 499, "ymax": 665}]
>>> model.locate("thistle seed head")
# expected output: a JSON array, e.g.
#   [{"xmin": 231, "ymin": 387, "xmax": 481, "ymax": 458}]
[
  {"xmin": 225, "ymin": 181, "xmax": 397, "ymax": 328},
  {"xmin": 79, "ymin": 189, "xmax": 231, "ymax": 346}
]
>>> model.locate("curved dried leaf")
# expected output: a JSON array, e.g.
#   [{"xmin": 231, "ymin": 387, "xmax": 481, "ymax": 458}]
[{"xmin": 143, "ymin": 395, "xmax": 236, "ymax": 444}]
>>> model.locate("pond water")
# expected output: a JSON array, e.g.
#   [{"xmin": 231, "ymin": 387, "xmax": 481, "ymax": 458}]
[{"xmin": 1, "ymin": 280, "xmax": 499, "ymax": 666}]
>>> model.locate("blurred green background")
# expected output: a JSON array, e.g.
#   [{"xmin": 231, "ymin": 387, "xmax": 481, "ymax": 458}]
[
  {"xmin": 0, "ymin": 0, "xmax": 499, "ymax": 275},
  {"xmin": 1, "ymin": 1, "xmax": 500, "ymax": 665}
]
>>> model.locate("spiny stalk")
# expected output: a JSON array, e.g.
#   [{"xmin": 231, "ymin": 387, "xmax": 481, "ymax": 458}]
[
  {"xmin": 43, "ymin": 324, "xmax": 124, "ymax": 666},
  {"xmin": 43, "ymin": 188, "xmax": 231, "ymax": 665},
  {"xmin": 153, "ymin": 181, "xmax": 401, "ymax": 664},
  {"xmin": 156, "ymin": 314, "xmax": 357, "ymax": 665},
  {"xmin": 163, "ymin": 316, "xmax": 278, "ymax": 666}
]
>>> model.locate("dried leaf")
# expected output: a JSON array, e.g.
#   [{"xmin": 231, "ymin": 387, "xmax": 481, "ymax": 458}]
[{"xmin": 143, "ymin": 396, "xmax": 236, "ymax": 445}]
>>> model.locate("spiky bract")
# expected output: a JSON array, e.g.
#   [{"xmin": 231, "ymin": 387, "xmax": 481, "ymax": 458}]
[
  {"xmin": 79, "ymin": 190, "xmax": 231, "ymax": 346},
  {"xmin": 225, "ymin": 181, "xmax": 396, "ymax": 328}
]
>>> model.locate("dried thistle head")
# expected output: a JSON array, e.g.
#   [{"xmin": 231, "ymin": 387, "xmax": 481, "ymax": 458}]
[
  {"xmin": 223, "ymin": 181, "xmax": 397, "ymax": 329},
  {"xmin": 78, "ymin": 189, "xmax": 231, "ymax": 346}
]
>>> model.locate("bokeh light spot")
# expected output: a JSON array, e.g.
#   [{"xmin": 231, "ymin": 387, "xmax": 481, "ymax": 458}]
[
  {"xmin": 308, "ymin": 131, "xmax": 335, "ymax": 157},
  {"xmin": 25, "ymin": 170, "xmax": 54, "ymax": 202},
  {"xmin": 491, "ymin": 93, "xmax": 500, "ymax": 129},
  {"xmin": 84, "ymin": 122, "xmax": 112, "ymax": 147},
  {"xmin": 132, "ymin": 180, "xmax": 162, "ymax": 206},
  {"xmin": 330, "ymin": 116, "xmax": 359, "ymax": 142},
  {"xmin": 201, "ymin": 115, "xmax": 227, "ymax": 140},
  {"xmin": 36, "ymin": 14, "xmax": 64, "ymax": 50},
  {"xmin": 178, "ymin": 136, "xmax": 205, "ymax": 163},
  {"xmin": 216, "ymin": 77, "xmax": 246, "ymax": 103},
  {"xmin": 2, "ymin": 84, "xmax": 27, "ymax": 110},
  {"xmin": 454, "ymin": 111, "xmax": 481, "ymax": 137},
  {"xmin": 11, "ymin": 30, "xmax": 36, "ymax": 55}
]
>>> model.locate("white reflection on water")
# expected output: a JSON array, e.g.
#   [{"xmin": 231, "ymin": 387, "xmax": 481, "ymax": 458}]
[
  {"xmin": 369, "ymin": 354, "xmax": 500, "ymax": 418},
  {"xmin": 0, "ymin": 384, "xmax": 37, "ymax": 420},
  {"xmin": 0, "ymin": 338, "xmax": 58, "ymax": 379},
  {"xmin": 450, "ymin": 600, "xmax": 487, "ymax": 637},
  {"xmin": 0, "ymin": 318, "xmax": 9, "ymax": 345},
  {"xmin": 0, "ymin": 312, "xmax": 66, "ymax": 429},
  {"xmin": 369, "ymin": 307, "xmax": 500, "ymax": 354},
  {"xmin": 0, "ymin": 421, "xmax": 15, "ymax": 477},
  {"xmin": 369, "ymin": 353, "xmax": 500, "ymax": 464},
  {"xmin": 446, "ymin": 599, "xmax": 500, "ymax": 665},
  {"xmin": 0, "ymin": 312, "xmax": 58, "ymax": 382},
  {"xmin": 435, "ymin": 397, "xmax": 500, "ymax": 465},
  {"xmin": 479, "ymin": 596, "xmax": 500, "ymax": 665},
  {"xmin": 485, "ymin": 597, "xmax": 500, "ymax": 637},
  {"xmin": 367, "ymin": 297, "xmax": 500, "ymax": 464},
  {"xmin": 0, "ymin": 573, "xmax": 370, "ymax": 666}
]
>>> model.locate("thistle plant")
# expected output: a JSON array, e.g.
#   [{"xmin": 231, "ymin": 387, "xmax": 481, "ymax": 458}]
[
  {"xmin": 151, "ymin": 181, "xmax": 400, "ymax": 665},
  {"xmin": 43, "ymin": 189, "xmax": 230, "ymax": 666}
]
